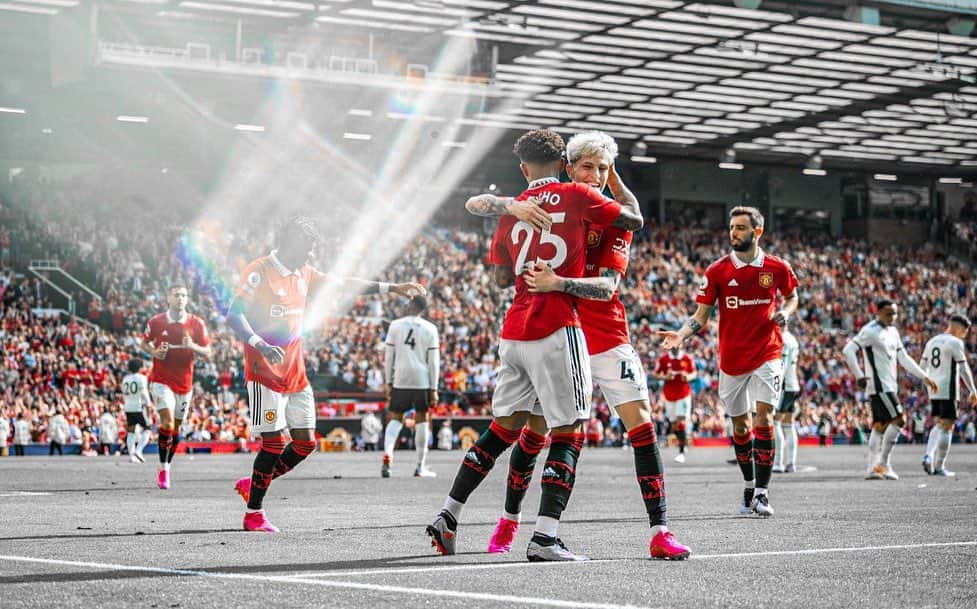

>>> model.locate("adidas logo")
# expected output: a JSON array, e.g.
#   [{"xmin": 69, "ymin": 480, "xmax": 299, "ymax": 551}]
[
  {"xmin": 465, "ymin": 453, "xmax": 481, "ymax": 466},
  {"xmin": 161, "ymin": 330, "xmax": 169, "ymax": 336},
  {"xmin": 542, "ymin": 466, "xmax": 558, "ymax": 478},
  {"xmin": 728, "ymin": 279, "xmax": 739, "ymax": 287}
]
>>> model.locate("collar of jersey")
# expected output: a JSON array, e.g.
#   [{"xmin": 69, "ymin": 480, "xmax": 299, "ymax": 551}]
[
  {"xmin": 527, "ymin": 177, "xmax": 560, "ymax": 189},
  {"xmin": 166, "ymin": 310, "xmax": 188, "ymax": 324},
  {"xmin": 268, "ymin": 250, "xmax": 300, "ymax": 277},
  {"xmin": 730, "ymin": 247, "xmax": 765, "ymax": 269}
]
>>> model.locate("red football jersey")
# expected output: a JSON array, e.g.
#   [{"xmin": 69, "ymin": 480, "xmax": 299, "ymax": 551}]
[
  {"xmin": 576, "ymin": 225, "xmax": 632, "ymax": 355},
  {"xmin": 654, "ymin": 351, "xmax": 695, "ymax": 401},
  {"xmin": 695, "ymin": 249, "xmax": 799, "ymax": 376},
  {"xmin": 488, "ymin": 179, "xmax": 623, "ymax": 341},
  {"xmin": 144, "ymin": 312, "xmax": 210, "ymax": 394},
  {"xmin": 235, "ymin": 252, "xmax": 324, "ymax": 394}
]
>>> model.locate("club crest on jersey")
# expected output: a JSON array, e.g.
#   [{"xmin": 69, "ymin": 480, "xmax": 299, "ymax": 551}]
[
  {"xmin": 247, "ymin": 272, "xmax": 261, "ymax": 288},
  {"xmin": 264, "ymin": 411, "xmax": 276, "ymax": 423},
  {"xmin": 587, "ymin": 229, "xmax": 601, "ymax": 248},
  {"xmin": 758, "ymin": 272, "xmax": 774, "ymax": 288}
]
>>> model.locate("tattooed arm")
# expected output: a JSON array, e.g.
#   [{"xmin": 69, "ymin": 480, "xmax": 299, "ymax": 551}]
[
  {"xmin": 494, "ymin": 265, "xmax": 516, "ymax": 289},
  {"xmin": 658, "ymin": 304, "xmax": 712, "ymax": 350},
  {"xmin": 606, "ymin": 165, "xmax": 643, "ymax": 231},
  {"xmin": 523, "ymin": 262, "xmax": 620, "ymax": 301},
  {"xmin": 466, "ymin": 194, "xmax": 552, "ymax": 231}
]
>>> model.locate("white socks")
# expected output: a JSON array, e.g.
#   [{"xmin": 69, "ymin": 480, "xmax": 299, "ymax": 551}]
[
  {"xmin": 384, "ymin": 419, "xmax": 403, "ymax": 461},
  {"xmin": 442, "ymin": 496, "xmax": 464, "ymax": 521},
  {"xmin": 867, "ymin": 428, "xmax": 882, "ymax": 469},
  {"xmin": 925, "ymin": 426, "xmax": 940, "ymax": 460},
  {"xmin": 535, "ymin": 515, "xmax": 560, "ymax": 538},
  {"xmin": 126, "ymin": 432, "xmax": 137, "ymax": 457},
  {"xmin": 936, "ymin": 428, "xmax": 952, "ymax": 470},
  {"xmin": 415, "ymin": 422, "xmax": 430, "ymax": 468},
  {"xmin": 784, "ymin": 422, "xmax": 798, "ymax": 467},
  {"xmin": 881, "ymin": 423, "xmax": 901, "ymax": 466}
]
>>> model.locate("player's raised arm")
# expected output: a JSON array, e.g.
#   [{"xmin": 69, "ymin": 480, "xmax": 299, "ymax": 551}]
[
  {"xmin": 465, "ymin": 194, "xmax": 552, "ymax": 232},
  {"xmin": 523, "ymin": 262, "xmax": 619, "ymax": 301},
  {"xmin": 315, "ymin": 274, "xmax": 426, "ymax": 299},
  {"xmin": 658, "ymin": 304, "xmax": 712, "ymax": 350},
  {"xmin": 605, "ymin": 165, "xmax": 643, "ymax": 231}
]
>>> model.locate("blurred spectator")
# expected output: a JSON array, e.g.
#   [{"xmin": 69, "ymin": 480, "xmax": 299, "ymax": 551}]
[
  {"xmin": 48, "ymin": 408, "xmax": 69, "ymax": 456},
  {"xmin": 360, "ymin": 410, "xmax": 381, "ymax": 451}
]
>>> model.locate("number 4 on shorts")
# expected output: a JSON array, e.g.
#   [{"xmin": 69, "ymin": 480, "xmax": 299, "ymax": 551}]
[{"xmin": 620, "ymin": 361, "xmax": 636, "ymax": 381}]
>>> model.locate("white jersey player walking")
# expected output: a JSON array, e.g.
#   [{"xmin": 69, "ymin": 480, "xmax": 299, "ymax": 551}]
[
  {"xmin": 920, "ymin": 314, "xmax": 976, "ymax": 477},
  {"xmin": 843, "ymin": 300, "xmax": 937, "ymax": 480},
  {"xmin": 121, "ymin": 358, "xmax": 154, "ymax": 463},
  {"xmin": 383, "ymin": 295, "xmax": 440, "ymax": 478}
]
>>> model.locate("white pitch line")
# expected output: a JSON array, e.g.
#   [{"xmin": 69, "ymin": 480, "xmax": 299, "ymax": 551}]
[
  {"xmin": 280, "ymin": 558, "xmax": 628, "ymax": 578},
  {"xmin": 0, "ymin": 555, "xmax": 656, "ymax": 609},
  {"xmin": 692, "ymin": 540, "xmax": 977, "ymax": 560}
]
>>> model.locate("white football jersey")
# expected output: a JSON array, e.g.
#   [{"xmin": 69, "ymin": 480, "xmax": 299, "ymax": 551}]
[
  {"xmin": 384, "ymin": 316, "xmax": 440, "ymax": 390},
  {"xmin": 121, "ymin": 373, "xmax": 151, "ymax": 413},
  {"xmin": 781, "ymin": 330, "xmax": 800, "ymax": 392},
  {"xmin": 921, "ymin": 333, "xmax": 976, "ymax": 402},
  {"xmin": 845, "ymin": 321, "xmax": 928, "ymax": 395}
]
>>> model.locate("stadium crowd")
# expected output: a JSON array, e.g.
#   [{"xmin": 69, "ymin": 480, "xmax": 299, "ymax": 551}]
[{"xmin": 2, "ymin": 176, "xmax": 976, "ymax": 453}]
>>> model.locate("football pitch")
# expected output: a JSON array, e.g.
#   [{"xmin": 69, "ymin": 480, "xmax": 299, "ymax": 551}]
[{"xmin": 1, "ymin": 444, "xmax": 975, "ymax": 608}]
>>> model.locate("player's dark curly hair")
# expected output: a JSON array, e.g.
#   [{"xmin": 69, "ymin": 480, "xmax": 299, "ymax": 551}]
[
  {"xmin": 513, "ymin": 129, "xmax": 565, "ymax": 164},
  {"xmin": 127, "ymin": 358, "xmax": 145, "ymax": 373}
]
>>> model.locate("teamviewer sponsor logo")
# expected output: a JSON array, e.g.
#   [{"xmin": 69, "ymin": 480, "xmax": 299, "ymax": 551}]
[{"xmin": 725, "ymin": 297, "xmax": 772, "ymax": 309}]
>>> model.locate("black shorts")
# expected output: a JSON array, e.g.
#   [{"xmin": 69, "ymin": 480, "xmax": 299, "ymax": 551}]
[
  {"xmin": 870, "ymin": 392, "xmax": 904, "ymax": 424},
  {"xmin": 930, "ymin": 399, "xmax": 957, "ymax": 421},
  {"xmin": 388, "ymin": 388, "xmax": 431, "ymax": 414},
  {"xmin": 125, "ymin": 412, "xmax": 148, "ymax": 428},
  {"xmin": 777, "ymin": 391, "xmax": 800, "ymax": 415}
]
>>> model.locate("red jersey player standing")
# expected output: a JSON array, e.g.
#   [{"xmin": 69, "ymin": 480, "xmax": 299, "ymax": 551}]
[
  {"xmin": 660, "ymin": 206, "xmax": 798, "ymax": 517},
  {"xmin": 653, "ymin": 347, "xmax": 697, "ymax": 463},
  {"xmin": 227, "ymin": 216, "xmax": 422, "ymax": 533},
  {"xmin": 140, "ymin": 283, "xmax": 212, "ymax": 490},
  {"xmin": 465, "ymin": 131, "xmax": 690, "ymax": 560},
  {"xmin": 426, "ymin": 128, "xmax": 644, "ymax": 562}
]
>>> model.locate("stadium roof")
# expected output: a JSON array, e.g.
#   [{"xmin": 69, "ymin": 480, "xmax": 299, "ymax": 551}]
[{"xmin": 4, "ymin": 0, "xmax": 977, "ymax": 175}]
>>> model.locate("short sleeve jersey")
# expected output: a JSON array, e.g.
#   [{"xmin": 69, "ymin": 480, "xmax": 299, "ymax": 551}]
[
  {"xmin": 234, "ymin": 252, "xmax": 323, "ymax": 394},
  {"xmin": 576, "ymin": 225, "xmax": 632, "ymax": 355},
  {"xmin": 385, "ymin": 316, "xmax": 440, "ymax": 389},
  {"xmin": 921, "ymin": 333, "xmax": 969, "ymax": 401},
  {"xmin": 654, "ymin": 351, "xmax": 695, "ymax": 401},
  {"xmin": 488, "ymin": 178, "xmax": 623, "ymax": 341},
  {"xmin": 144, "ymin": 311, "xmax": 210, "ymax": 394},
  {"xmin": 695, "ymin": 249, "xmax": 799, "ymax": 376},
  {"xmin": 851, "ymin": 321, "xmax": 904, "ymax": 395},
  {"xmin": 121, "ymin": 372, "xmax": 151, "ymax": 414}
]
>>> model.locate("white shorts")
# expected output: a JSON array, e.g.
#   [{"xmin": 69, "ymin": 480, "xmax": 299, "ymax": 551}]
[
  {"xmin": 248, "ymin": 382, "xmax": 316, "ymax": 433},
  {"xmin": 718, "ymin": 359, "xmax": 783, "ymax": 418},
  {"xmin": 150, "ymin": 383, "xmax": 192, "ymax": 421},
  {"xmin": 591, "ymin": 344, "xmax": 649, "ymax": 408},
  {"xmin": 665, "ymin": 396, "xmax": 692, "ymax": 421},
  {"xmin": 491, "ymin": 327, "xmax": 592, "ymax": 428}
]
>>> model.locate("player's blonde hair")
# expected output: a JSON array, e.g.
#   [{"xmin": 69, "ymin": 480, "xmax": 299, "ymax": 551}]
[{"xmin": 566, "ymin": 131, "xmax": 618, "ymax": 165}]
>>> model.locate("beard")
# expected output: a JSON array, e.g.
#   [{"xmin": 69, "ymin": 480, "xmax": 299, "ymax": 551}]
[{"xmin": 731, "ymin": 231, "xmax": 755, "ymax": 252}]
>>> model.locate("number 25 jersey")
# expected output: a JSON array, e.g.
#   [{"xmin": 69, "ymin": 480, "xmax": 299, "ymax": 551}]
[{"xmin": 488, "ymin": 177, "xmax": 622, "ymax": 341}]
